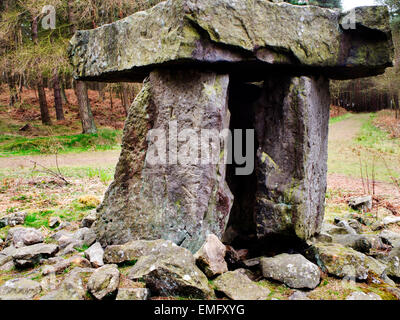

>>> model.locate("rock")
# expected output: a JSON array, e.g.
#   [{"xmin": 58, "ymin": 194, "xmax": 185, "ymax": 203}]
[
  {"xmin": 69, "ymin": 0, "xmax": 393, "ymax": 81},
  {"xmin": 95, "ymin": 71, "xmax": 233, "ymax": 253},
  {"xmin": 41, "ymin": 267, "xmax": 94, "ymax": 300},
  {"xmin": 57, "ymin": 227, "xmax": 96, "ymax": 252},
  {"xmin": 346, "ymin": 292, "xmax": 382, "ymax": 300},
  {"xmin": 348, "ymin": 196, "xmax": 373, "ymax": 211},
  {"xmin": 12, "ymin": 243, "xmax": 59, "ymax": 268},
  {"xmin": 242, "ymin": 258, "xmax": 261, "ymax": 269},
  {"xmin": 85, "ymin": 242, "xmax": 104, "ymax": 268},
  {"xmin": 48, "ymin": 217, "xmax": 61, "ymax": 228},
  {"xmin": 309, "ymin": 233, "xmax": 333, "ymax": 244},
  {"xmin": 289, "ymin": 291, "xmax": 310, "ymax": 300},
  {"xmin": 80, "ymin": 210, "xmax": 97, "ymax": 228},
  {"xmin": 332, "ymin": 234, "xmax": 387, "ymax": 254},
  {"xmin": 87, "ymin": 264, "xmax": 120, "ymax": 300},
  {"xmin": 379, "ymin": 230, "xmax": 400, "ymax": 247},
  {"xmin": 235, "ymin": 268, "xmax": 260, "ymax": 282},
  {"xmin": 305, "ymin": 243, "xmax": 386, "ymax": 281},
  {"xmin": 260, "ymin": 254, "xmax": 320, "ymax": 289},
  {"xmin": 128, "ymin": 240, "xmax": 213, "ymax": 298},
  {"xmin": 0, "ymin": 212, "xmax": 27, "ymax": 227},
  {"xmin": 381, "ymin": 247, "xmax": 400, "ymax": 279},
  {"xmin": 224, "ymin": 245, "xmax": 245, "ymax": 270},
  {"xmin": 41, "ymin": 256, "xmax": 91, "ymax": 276},
  {"xmin": 0, "ymin": 261, "xmax": 14, "ymax": 271},
  {"xmin": 238, "ymin": 76, "xmax": 330, "ymax": 241},
  {"xmin": 336, "ymin": 220, "xmax": 359, "ymax": 235},
  {"xmin": 6, "ymin": 227, "xmax": 44, "ymax": 248},
  {"xmin": 104, "ymin": 239, "xmax": 175, "ymax": 264},
  {"xmin": 382, "ymin": 216, "xmax": 400, "ymax": 226},
  {"xmin": 0, "ymin": 246, "xmax": 17, "ymax": 267},
  {"xmin": 322, "ymin": 223, "xmax": 356, "ymax": 236},
  {"xmin": 194, "ymin": 234, "xmax": 228, "ymax": 278},
  {"xmin": 0, "ymin": 279, "xmax": 41, "ymax": 300},
  {"xmin": 116, "ymin": 288, "xmax": 150, "ymax": 300},
  {"xmin": 213, "ymin": 270, "xmax": 270, "ymax": 300}
]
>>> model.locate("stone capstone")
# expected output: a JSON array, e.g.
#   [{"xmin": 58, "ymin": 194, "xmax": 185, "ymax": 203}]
[{"xmin": 69, "ymin": 0, "xmax": 393, "ymax": 82}]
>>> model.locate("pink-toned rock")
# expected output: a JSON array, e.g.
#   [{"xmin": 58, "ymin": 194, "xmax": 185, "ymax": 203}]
[{"xmin": 194, "ymin": 234, "xmax": 228, "ymax": 278}]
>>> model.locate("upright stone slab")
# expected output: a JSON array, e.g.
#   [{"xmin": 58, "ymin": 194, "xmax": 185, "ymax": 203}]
[
  {"xmin": 95, "ymin": 69, "xmax": 233, "ymax": 252},
  {"xmin": 253, "ymin": 76, "xmax": 330, "ymax": 240}
]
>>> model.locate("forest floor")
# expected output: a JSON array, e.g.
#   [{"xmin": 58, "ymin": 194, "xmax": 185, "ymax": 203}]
[{"xmin": 0, "ymin": 88, "xmax": 400, "ymax": 299}]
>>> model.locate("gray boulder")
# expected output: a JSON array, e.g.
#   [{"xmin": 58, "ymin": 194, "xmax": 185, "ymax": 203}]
[
  {"xmin": 260, "ymin": 254, "xmax": 320, "ymax": 289},
  {"xmin": 346, "ymin": 291, "xmax": 382, "ymax": 300},
  {"xmin": 306, "ymin": 243, "xmax": 386, "ymax": 281},
  {"xmin": 379, "ymin": 230, "xmax": 400, "ymax": 247},
  {"xmin": 347, "ymin": 196, "xmax": 373, "ymax": 211},
  {"xmin": 6, "ymin": 227, "xmax": 44, "ymax": 248},
  {"xmin": 80, "ymin": 210, "xmax": 97, "ymax": 228},
  {"xmin": 0, "ymin": 279, "xmax": 41, "ymax": 300},
  {"xmin": 0, "ymin": 212, "xmax": 27, "ymax": 227},
  {"xmin": 213, "ymin": 270, "xmax": 270, "ymax": 300},
  {"xmin": 128, "ymin": 240, "xmax": 213, "ymax": 298},
  {"xmin": 104, "ymin": 239, "xmax": 178, "ymax": 264},
  {"xmin": 289, "ymin": 291, "xmax": 311, "ymax": 300},
  {"xmin": 87, "ymin": 264, "xmax": 120, "ymax": 300},
  {"xmin": 12, "ymin": 243, "xmax": 59, "ymax": 268},
  {"xmin": 41, "ymin": 268, "xmax": 94, "ymax": 300},
  {"xmin": 116, "ymin": 288, "xmax": 150, "ymax": 300},
  {"xmin": 332, "ymin": 234, "xmax": 387, "ymax": 254},
  {"xmin": 194, "ymin": 234, "xmax": 228, "ymax": 278},
  {"xmin": 84, "ymin": 242, "xmax": 104, "ymax": 268}
]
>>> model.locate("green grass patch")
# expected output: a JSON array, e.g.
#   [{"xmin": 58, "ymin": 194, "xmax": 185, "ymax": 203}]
[
  {"xmin": 0, "ymin": 128, "xmax": 122, "ymax": 157},
  {"xmin": 329, "ymin": 113, "xmax": 352, "ymax": 124},
  {"xmin": 356, "ymin": 114, "xmax": 400, "ymax": 155},
  {"xmin": 23, "ymin": 210, "xmax": 54, "ymax": 228}
]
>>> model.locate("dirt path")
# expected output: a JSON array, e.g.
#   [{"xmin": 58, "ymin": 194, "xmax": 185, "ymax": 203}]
[
  {"xmin": 328, "ymin": 113, "xmax": 369, "ymax": 142},
  {"xmin": 0, "ymin": 150, "xmax": 120, "ymax": 169}
]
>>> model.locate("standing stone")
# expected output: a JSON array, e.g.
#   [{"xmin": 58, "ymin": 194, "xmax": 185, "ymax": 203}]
[
  {"xmin": 194, "ymin": 234, "xmax": 228, "ymax": 278},
  {"xmin": 252, "ymin": 76, "xmax": 330, "ymax": 240},
  {"xmin": 95, "ymin": 70, "xmax": 233, "ymax": 252}
]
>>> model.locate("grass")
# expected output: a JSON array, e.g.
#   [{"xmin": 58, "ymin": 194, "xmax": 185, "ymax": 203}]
[
  {"xmin": 0, "ymin": 128, "xmax": 122, "ymax": 157},
  {"xmin": 328, "ymin": 113, "xmax": 400, "ymax": 183},
  {"xmin": 329, "ymin": 113, "xmax": 352, "ymax": 124}
]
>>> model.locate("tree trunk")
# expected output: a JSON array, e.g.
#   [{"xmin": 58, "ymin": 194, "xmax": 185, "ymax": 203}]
[
  {"xmin": 7, "ymin": 72, "xmax": 18, "ymax": 106},
  {"xmin": 38, "ymin": 75, "xmax": 52, "ymax": 125},
  {"xmin": 53, "ymin": 71, "xmax": 65, "ymax": 120},
  {"xmin": 60, "ymin": 79, "xmax": 69, "ymax": 105},
  {"xmin": 75, "ymin": 80, "xmax": 97, "ymax": 134},
  {"xmin": 121, "ymin": 83, "xmax": 130, "ymax": 115},
  {"xmin": 98, "ymin": 82, "xmax": 106, "ymax": 102},
  {"xmin": 68, "ymin": 0, "xmax": 97, "ymax": 133}
]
